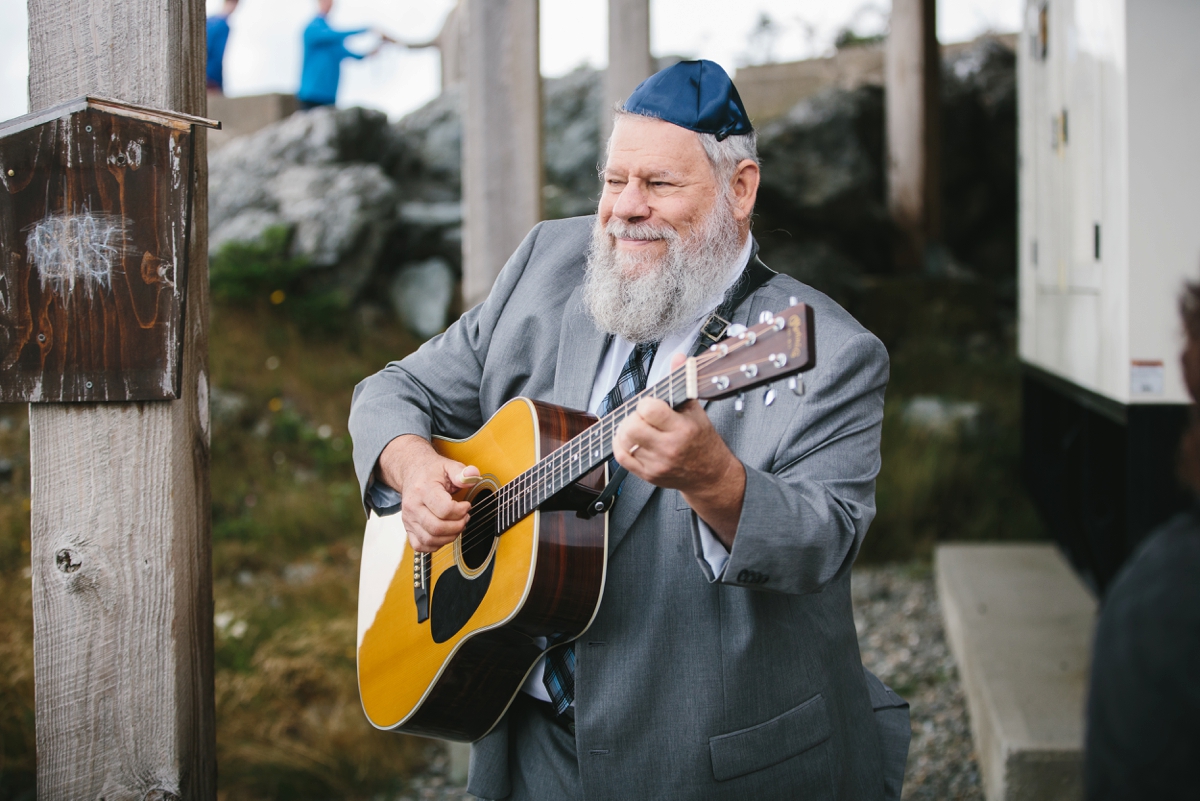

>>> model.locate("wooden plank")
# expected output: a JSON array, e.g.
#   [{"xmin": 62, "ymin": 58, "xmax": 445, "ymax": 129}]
[
  {"xmin": 0, "ymin": 108, "xmax": 196, "ymax": 401},
  {"xmin": 885, "ymin": 0, "xmax": 942, "ymax": 272},
  {"xmin": 26, "ymin": 0, "xmax": 215, "ymax": 798},
  {"xmin": 461, "ymin": 0, "xmax": 542, "ymax": 308},
  {"xmin": 0, "ymin": 96, "xmax": 219, "ymax": 138},
  {"xmin": 603, "ymin": 0, "xmax": 654, "ymax": 144}
]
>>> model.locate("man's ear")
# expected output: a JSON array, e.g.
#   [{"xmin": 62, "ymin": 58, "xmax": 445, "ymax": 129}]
[{"xmin": 728, "ymin": 159, "xmax": 760, "ymax": 222}]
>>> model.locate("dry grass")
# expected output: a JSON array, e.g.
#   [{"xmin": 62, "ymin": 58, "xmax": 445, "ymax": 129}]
[
  {"xmin": 0, "ymin": 409, "xmax": 33, "ymax": 799},
  {"xmin": 0, "ymin": 292, "xmax": 433, "ymax": 800},
  {"xmin": 206, "ymin": 299, "xmax": 430, "ymax": 800}
]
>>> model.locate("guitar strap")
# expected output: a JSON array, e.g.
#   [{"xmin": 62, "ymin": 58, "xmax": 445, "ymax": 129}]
[
  {"xmin": 690, "ymin": 253, "xmax": 777, "ymax": 358},
  {"xmin": 579, "ymin": 251, "xmax": 776, "ymax": 519}
]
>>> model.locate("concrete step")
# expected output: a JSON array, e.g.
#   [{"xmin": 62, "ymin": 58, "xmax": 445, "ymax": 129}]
[{"xmin": 935, "ymin": 544, "xmax": 1096, "ymax": 801}]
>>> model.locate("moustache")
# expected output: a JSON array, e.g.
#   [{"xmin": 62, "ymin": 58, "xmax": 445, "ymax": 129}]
[{"xmin": 605, "ymin": 220, "xmax": 679, "ymax": 242}]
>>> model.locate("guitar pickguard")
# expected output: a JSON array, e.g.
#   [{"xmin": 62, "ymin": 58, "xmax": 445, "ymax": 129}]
[{"xmin": 429, "ymin": 557, "xmax": 496, "ymax": 644}]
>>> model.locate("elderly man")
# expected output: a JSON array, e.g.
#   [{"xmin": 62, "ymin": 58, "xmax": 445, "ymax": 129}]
[{"xmin": 350, "ymin": 61, "xmax": 905, "ymax": 800}]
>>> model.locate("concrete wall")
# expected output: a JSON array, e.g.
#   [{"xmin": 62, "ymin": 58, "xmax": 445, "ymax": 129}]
[
  {"xmin": 735, "ymin": 34, "xmax": 1017, "ymax": 125},
  {"xmin": 205, "ymin": 92, "xmax": 299, "ymax": 151}
]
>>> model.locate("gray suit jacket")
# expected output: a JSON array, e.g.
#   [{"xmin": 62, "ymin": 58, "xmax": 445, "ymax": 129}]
[{"xmin": 350, "ymin": 216, "xmax": 891, "ymax": 800}]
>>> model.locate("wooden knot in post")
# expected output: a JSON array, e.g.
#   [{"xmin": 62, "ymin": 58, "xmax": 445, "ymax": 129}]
[{"xmin": 55, "ymin": 548, "xmax": 81, "ymax": 573}]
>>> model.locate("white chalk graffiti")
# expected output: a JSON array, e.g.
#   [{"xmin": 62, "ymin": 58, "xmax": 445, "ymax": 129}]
[{"xmin": 25, "ymin": 209, "xmax": 131, "ymax": 300}]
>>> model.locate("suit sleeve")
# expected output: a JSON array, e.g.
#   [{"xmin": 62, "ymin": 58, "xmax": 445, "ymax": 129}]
[
  {"xmin": 704, "ymin": 330, "xmax": 889, "ymax": 595},
  {"xmin": 348, "ymin": 223, "xmax": 546, "ymax": 510}
]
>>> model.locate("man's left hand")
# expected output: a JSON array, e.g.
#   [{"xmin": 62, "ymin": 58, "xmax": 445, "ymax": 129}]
[{"xmin": 612, "ymin": 355, "xmax": 745, "ymax": 547}]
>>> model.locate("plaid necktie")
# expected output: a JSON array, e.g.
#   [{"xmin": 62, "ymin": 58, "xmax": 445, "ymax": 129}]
[{"xmin": 542, "ymin": 339, "xmax": 659, "ymax": 715}]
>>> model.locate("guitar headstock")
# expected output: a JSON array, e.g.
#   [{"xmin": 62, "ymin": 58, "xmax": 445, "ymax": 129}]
[{"xmin": 694, "ymin": 301, "xmax": 815, "ymax": 401}]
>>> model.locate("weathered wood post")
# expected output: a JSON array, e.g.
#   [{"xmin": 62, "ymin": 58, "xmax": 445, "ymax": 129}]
[
  {"xmin": 886, "ymin": 0, "xmax": 942, "ymax": 272},
  {"xmin": 461, "ymin": 0, "xmax": 543, "ymax": 308},
  {"xmin": 602, "ymin": 0, "xmax": 654, "ymax": 144},
  {"xmin": 25, "ymin": 1, "xmax": 215, "ymax": 798}
]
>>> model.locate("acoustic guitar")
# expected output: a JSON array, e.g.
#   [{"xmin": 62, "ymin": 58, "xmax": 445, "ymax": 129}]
[{"xmin": 357, "ymin": 301, "xmax": 817, "ymax": 741}]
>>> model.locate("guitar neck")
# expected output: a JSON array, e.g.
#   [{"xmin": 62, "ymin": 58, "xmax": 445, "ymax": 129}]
[
  {"xmin": 494, "ymin": 364, "xmax": 693, "ymax": 530},
  {"xmin": 491, "ymin": 301, "xmax": 816, "ymax": 531}
]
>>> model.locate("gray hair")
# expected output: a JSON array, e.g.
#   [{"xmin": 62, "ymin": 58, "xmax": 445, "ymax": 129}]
[{"xmin": 604, "ymin": 108, "xmax": 759, "ymax": 187}]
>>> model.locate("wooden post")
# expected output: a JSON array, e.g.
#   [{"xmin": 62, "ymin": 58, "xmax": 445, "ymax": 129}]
[
  {"xmin": 461, "ymin": 0, "xmax": 542, "ymax": 308},
  {"xmin": 603, "ymin": 0, "xmax": 654, "ymax": 144},
  {"xmin": 886, "ymin": 0, "xmax": 942, "ymax": 272},
  {"xmin": 26, "ymin": 1, "xmax": 215, "ymax": 798}
]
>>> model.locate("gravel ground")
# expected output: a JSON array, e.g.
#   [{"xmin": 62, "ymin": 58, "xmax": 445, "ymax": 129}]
[
  {"xmin": 853, "ymin": 563, "xmax": 984, "ymax": 801},
  {"xmin": 392, "ymin": 563, "xmax": 982, "ymax": 800}
]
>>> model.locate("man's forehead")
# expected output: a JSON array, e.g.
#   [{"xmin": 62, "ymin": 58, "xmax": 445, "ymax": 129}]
[{"xmin": 604, "ymin": 116, "xmax": 709, "ymax": 175}]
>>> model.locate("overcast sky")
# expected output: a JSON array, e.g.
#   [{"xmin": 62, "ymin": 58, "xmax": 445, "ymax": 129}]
[{"xmin": 0, "ymin": 0, "xmax": 1020, "ymax": 122}]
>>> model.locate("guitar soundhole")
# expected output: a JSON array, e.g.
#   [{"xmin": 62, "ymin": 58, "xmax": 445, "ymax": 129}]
[{"xmin": 461, "ymin": 488, "xmax": 496, "ymax": 571}]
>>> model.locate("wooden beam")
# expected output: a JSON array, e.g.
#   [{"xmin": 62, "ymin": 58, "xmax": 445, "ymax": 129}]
[
  {"xmin": 603, "ymin": 0, "xmax": 654, "ymax": 144},
  {"xmin": 26, "ymin": 1, "xmax": 215, "ymax": 798},
  {"xmin": 886, "ymin": 0, "xmax": 942, "ymax": 271},
  {"xmin": 461, "ymin": 0, "xmax": 542, "ymax": 308}
]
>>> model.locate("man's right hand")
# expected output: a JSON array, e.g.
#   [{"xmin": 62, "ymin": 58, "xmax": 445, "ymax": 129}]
[{"xmin": 376, "ymin": 434, "xmax": 480, "ymax": 553}]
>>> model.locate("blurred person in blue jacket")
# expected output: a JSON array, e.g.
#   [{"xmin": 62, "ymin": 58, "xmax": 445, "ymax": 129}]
[
  {"xmin": 206, "ymin": 0, "xmax": 240, "ymax": 94},
  {"xmin": 298, "ymin": 0, "xmax": 396, "ymax": 110}
]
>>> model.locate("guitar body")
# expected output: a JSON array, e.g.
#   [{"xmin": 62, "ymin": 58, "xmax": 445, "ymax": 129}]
[{"xmin": 356, "ymin": 398, "xmax": 608, "ymax": 741}]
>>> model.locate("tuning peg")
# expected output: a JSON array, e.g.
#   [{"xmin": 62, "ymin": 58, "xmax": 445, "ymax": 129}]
[
  {"xmin": 734, "ymin": 392, "xmax": 745, "ymax": 416},
  {"xmin": 763, "ymin": 387, "xmax": 776, "ymax": 407},
  {"xmin": 788, "ymin": 376, "xmax": 804, "ymax": 396},
  {"xmin": 789, "ymin": 296, "xmax": 798, "ymax": 306},
  {"xmin": 726, "ymin": 324, "xmax": 747, "ymax": 337},
  {"xmin": 759, "ymin": 310, "xmax": 774, "ymax": 324}
]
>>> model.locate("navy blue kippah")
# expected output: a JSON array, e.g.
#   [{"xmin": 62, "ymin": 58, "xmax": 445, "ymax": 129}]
[{"xmin": 623, "ymin": 59, "xmax": 753, "ymax": 141}]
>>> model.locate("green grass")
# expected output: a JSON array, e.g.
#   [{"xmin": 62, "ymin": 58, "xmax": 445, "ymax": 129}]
[
  {"xmin": 854, "ymin": 276, "xmax": 1044, "ymax": 561},
  {"xmin": 204, "ymin": 236, "xmax": 429, "ymax": 798}
]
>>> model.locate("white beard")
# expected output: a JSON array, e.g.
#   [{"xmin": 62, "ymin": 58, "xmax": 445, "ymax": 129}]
[{"xmin": 583, "ymin": 198, "xmax": 746, "ymax": 344}]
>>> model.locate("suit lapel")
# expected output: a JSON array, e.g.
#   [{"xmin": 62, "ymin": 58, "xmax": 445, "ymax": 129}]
[{"xmin": 552, "ymin": 285, "xmax": 610, "ymax": 412}]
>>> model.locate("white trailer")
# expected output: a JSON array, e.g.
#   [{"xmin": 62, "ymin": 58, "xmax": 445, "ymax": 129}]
[{"xmin": 1018, "ymin": 0, "xmax": 1200, "ymax": 589}]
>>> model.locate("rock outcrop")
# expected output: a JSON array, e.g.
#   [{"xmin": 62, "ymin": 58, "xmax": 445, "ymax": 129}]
[{"xmin": 207, "ymin": 37, "xmax": 1017, "ymax": 337}]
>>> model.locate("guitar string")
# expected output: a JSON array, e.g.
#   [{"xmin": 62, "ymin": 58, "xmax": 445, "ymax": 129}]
[
  {"xmin": 417, "ymin": 339, "xmax": 773, "ymax": 576},
  {"xmin": 414, "ymin": 333, "xmax": 784, "ymax": 574},
  {"xmin": 414, "ymin": 352, "xmax": 717, "ymax": 576},
  {"xmin": 415, "ymin": 337, "xmax": 780, "ymax": 575},
  {"xmin": 418, "ymin": 367, "xmax": 700, "ymax": 575}
]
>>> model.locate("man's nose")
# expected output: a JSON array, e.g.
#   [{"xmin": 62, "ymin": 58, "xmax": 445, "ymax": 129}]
[{"xmin": 611, "ymin": 182, "xmax": 650, "ymax": 223}]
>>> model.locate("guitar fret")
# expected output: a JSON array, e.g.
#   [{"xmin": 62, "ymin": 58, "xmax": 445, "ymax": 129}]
[{"xmin": 495, "ymin": 361, "xmax": 710, "ymax": 533}]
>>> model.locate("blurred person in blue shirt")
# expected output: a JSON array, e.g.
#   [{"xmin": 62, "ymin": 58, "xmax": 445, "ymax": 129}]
[
  {"xmin": 298, "ymin": 0, "xmax": 396, "ymax": 110},
  {"xmin": 206, "ymin": 0, "xmax": 240, "ymax": 94}
]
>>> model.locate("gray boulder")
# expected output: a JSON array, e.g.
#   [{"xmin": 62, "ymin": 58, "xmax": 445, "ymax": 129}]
[
  {"xmin": 271, "ymin": 164, "xmax": 397, "ymax": 297},
  {"xmin": 208, "ymin": 105, "xmax": 399, "ymax": 299},
  {"xmin": 389, "ymin": 257, "xmax": 456, "ymax": 339},
  {"xmin": 389, "ymin": 87, "xmax": 462, "ymax": 201},
  {"xmin": 542, "ymin": 67, "xmax": 604, "ymax": 219}
]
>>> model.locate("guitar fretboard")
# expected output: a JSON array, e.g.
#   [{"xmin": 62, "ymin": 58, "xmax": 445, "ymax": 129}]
[{"xmin": 492, "ymin": 362, "xmax": 697, "ymax": 531}]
